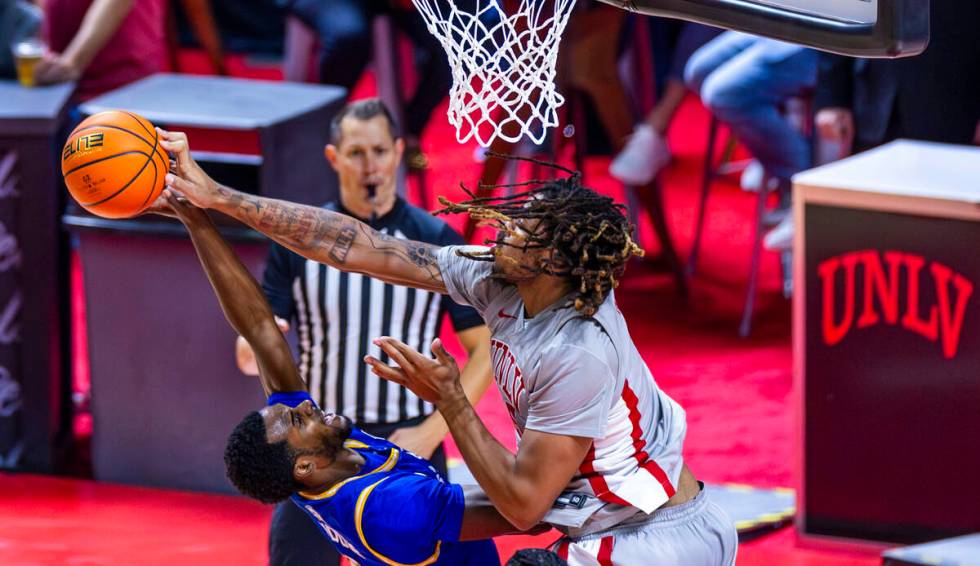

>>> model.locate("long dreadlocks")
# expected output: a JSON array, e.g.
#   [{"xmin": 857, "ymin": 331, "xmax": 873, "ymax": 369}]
[{"xmin": 436, "ymin": 155, "xmax": 644, "ymax": 316}]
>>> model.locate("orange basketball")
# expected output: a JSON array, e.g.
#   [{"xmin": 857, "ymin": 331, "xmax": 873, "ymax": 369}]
[{"xmin": 62, "ymin": 110, "xmax": 170, "ymax": 219}]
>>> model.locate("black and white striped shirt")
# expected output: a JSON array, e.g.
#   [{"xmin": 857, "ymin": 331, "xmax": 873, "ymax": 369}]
[{"xmin": 262, "ymin": 198, "xmax": 483, "ymax": 425}]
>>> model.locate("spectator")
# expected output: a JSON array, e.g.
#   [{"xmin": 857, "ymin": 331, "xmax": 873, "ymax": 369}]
[
  {"xmin": 234, "ymin": 99, "xmax": 493, "ymax": 566},
  {"xmin": 814, "ymin": 2, "xmax": 980, "ymax": 153},
  {"xmin": 771, "ymin": 1, "xmax": 980, "ymax": 251},
  {"xmin": 0, "ymin": 0, "xmax": 42, "ymax": 79},
  {"xmin": 682, "ymin": 32, "xmax": 817, "ymax": 251},
  {"xmin": 281, "ymin": 0, "xmax": 459, "ymax": 170},
  {"xmin": 611, "ymin": 20, "xmax": 722, "ymax": 185},
  {"xmin": 38, "ymin": 0, "xmax": 166, "ymax": 100}
]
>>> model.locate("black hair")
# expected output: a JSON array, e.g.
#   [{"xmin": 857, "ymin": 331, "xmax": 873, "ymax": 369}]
[
  {"xmin": 224, "ymin": 411, "xmax": 305, "ymax": 504},
  {"xmin": 506, "ymin": 549, "xmax": 570, "ymax": 566},
  {"xmin": 329, "ymin": 98, "xmax": 402, "ymax": 145},
  {"xmin": 436, "ymin": 155, "xmax": 644, "ymax": 316}
]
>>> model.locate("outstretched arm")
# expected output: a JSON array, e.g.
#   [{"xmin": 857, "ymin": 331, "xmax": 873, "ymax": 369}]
[
  {"xmin": 158, "ymin": 128, "xmax": 447, "ymax": 294},
  {"xmin": 162, "ymin": 191, "xmax": 305, "ymax": 396}
]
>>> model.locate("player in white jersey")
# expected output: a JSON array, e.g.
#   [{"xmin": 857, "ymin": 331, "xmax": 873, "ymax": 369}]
[{"xmin": 158, "ymin": 133, "xmax": 737, "ymax": 565}]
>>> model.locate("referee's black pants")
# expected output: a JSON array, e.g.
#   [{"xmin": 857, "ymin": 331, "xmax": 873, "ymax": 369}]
[{"xmin": 268, "ymin": 415, "xmax": 448, "ymax": 566}]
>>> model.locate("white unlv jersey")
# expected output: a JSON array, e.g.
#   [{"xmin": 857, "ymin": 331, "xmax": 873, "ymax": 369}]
[{"xmin": 437, "ymin": 247, "xmax": 688, "ymax": 536}]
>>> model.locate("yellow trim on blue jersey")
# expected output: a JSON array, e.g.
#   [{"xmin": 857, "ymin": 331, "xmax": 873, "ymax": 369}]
[
  {"xmin": 299, "ymin": 447, "xmax": 400, "ymax": 501},
  {"xmin": 344, "ymin": 439, "xmax": 370, "ymax": 449},
  {"xmin": 355, "ymin": 477, "xmax": 442, "ymax": 566}
]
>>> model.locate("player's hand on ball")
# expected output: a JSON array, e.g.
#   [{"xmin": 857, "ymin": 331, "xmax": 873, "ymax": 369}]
[
  {"xmin": 366, "ymin": 337, "xmax": 464, "ymax": 404},
  {"xmin": 157, "ymin": 128, "xmax": 219, "ymax": 208},
  {"xmin": 141, "ymin": 190, "xmax": 178, "ymax": 219},
  {"xmin": 144, "ymin": 188, "xmax": 208, "ymax": 224},
  {"xmin": 164, "ymin": 189, "xmax": 210, "ymax": 225}
]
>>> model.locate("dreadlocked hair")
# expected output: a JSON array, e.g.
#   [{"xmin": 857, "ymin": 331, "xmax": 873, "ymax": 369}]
[{"xmin": 436, "ymin": 154, "xmax": 644, "ymax": 316}]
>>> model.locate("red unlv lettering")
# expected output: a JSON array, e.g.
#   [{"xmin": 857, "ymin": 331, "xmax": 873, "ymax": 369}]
[
  {"xmin": 490, "ymin": 339, "xmax": 525, "ymax": 423},
  {"xmin": 818, "ymin": 250, "xmax": 973, "ymax": 359}
]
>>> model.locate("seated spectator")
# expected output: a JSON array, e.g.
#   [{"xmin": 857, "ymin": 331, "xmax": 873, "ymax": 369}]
[
  {"xmin": 782, "ymin": 1, "xmax": 980, "ymax": 251},
  {"xmin": 37, "ymin": 0, "xmax": 165, "ymax": 100},
  {"xmin": 281, "ymin": 0, "xmax": 461, "ymax": 170},
  {"xmin": 611, "ymin": 20, "xmax": 722, "ymax": 185},
  {"xmin": 814, "ymin": 1, "xmax": 980, "ymax": 154},
  {"xmin": 682, "ymin": 31, "xmax": 817, "ymax": 251},
  {"xmin": 0, "ymin": 0, "xmax": 42, "ymax": 79}
]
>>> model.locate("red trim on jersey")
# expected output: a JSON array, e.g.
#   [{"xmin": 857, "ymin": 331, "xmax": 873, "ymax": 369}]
[
  {"xmin": 502, "ymin": 402, "xmax": 517, "ymax": 424},
  {"xmin": 510, "ymin": 366, "xmax": 524, "ymax": 409},
  {"xmin": 556, "ymin": 539, "xmax": 570, "ymax": 561},
  {"xmin": 597, "ymin": 536, "xmax": 615, "ymax": 566},
  {"xmin": 513, "ymin": 366, "xmax": 525, "ymax": 402},
  {"xmin": 578, "ymin": 444, "xmax": 632, "ymax": 507},
  {"xmin": 622, "ymin": 380, "xmax": 676, "ymax": 498},
  {"xmin": 492, "ymin": 339, "xmax": 521, "ymax": 423}
]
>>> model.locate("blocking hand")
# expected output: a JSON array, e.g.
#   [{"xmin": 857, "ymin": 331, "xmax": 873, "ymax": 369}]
[
  {"xmin": 143, "ymin": 188, "xmax": 208, "ymax": 226},
  {"xmin": 157, "ymin": 128, "xmax": 221, "ymax": 209},
  {"xmin": 365, "ymin": 337, "xmax": 463, "ymax": 405}
]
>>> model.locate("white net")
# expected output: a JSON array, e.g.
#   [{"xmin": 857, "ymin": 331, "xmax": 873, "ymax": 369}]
[{"xmin": 412, "ymin": 0, "xmax": 577, "ymax": 147}]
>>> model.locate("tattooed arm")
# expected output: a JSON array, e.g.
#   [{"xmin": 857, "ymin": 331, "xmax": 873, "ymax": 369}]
[
  {"xmin": 213, "ymin": 186, "xmax": 446, "ymax": 292},
  {"xmin": 157, "ymin": 128, "xmax": 447, "ymax": 293},
  {"xmin": 159, "ymin": 191, "xmax": 304, "ymax": 396}
]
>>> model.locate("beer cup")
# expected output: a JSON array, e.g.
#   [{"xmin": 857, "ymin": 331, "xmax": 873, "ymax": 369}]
[{"xmin": 11, "ymin": 38, "xmax": 46, "ymax": 88}]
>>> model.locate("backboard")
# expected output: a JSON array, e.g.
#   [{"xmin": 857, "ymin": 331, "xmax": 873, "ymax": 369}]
[{"xmin": 599, "ymin": 0, "xmax": 928, "ymax": 57}]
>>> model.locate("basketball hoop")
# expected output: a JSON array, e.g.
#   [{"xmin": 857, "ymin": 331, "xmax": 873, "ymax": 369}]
[{"xmin": 412, "ymin": 0, "xmax": 577, "ymax": 147}]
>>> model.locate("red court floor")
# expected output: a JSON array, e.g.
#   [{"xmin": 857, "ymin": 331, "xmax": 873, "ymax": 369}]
[{"xmin": 0, "ymin": 473, "xmax": 878, "ymax": 566}]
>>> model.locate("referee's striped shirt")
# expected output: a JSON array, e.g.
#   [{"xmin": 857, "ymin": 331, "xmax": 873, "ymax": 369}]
[{"xmin": 262, "ymin": 198, "xmax": 483, "ymax": 425}]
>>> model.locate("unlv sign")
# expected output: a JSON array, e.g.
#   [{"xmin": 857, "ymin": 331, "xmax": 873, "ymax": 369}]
[
  {"xmin": 818, "ymin": 250, "xmax": 974, "ymax": 359},
  {"xmin": 799, "ymin": 150, "xmax": 980, "ymax": 545}
]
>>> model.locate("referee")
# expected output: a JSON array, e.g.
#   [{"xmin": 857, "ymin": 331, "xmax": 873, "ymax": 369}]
[{"xmin": 235, "ymin": 99, "xmax": 493, "ymax": 566}]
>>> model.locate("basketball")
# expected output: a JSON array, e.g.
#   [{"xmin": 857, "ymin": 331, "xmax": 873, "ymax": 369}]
[{"xmin": 62, "ymin": 110, "xmax": 170, "ymax": 219}]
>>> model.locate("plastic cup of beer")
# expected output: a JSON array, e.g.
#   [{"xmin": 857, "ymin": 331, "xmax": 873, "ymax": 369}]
[{"xmin": 11, "ymin": 38, "xmax": 46, "ymax": 87}]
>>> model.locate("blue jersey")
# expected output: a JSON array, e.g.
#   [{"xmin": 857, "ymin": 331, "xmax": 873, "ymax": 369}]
[{"xmin": 268, "ymin": 392, "xmax": 499, "ymax": 566}]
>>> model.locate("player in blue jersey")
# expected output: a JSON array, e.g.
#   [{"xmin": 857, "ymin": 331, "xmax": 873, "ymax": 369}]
[{"xmin": 153, "ymin": 191, "xmax": 504, "ymax": 566}]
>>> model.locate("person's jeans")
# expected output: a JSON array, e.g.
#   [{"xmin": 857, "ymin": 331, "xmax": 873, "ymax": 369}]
[
  {"xmin": 285, "ymin": 0, "xmax": 452, "ymax": 139},
  {"xmin": 684, "ymin": 32, "xmax": 818, "ymax": 182},
  {"xmin": 645, "ymin": 18, "xmax": 723, "ymax": 99}
]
